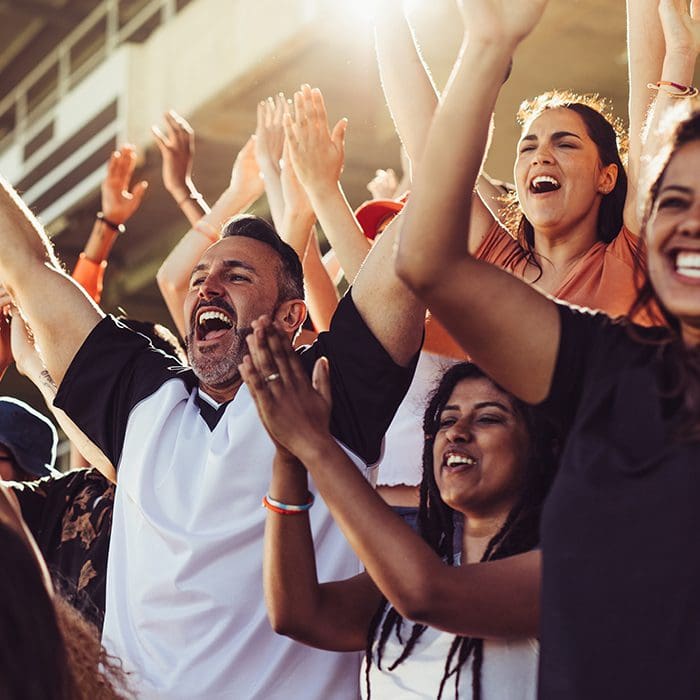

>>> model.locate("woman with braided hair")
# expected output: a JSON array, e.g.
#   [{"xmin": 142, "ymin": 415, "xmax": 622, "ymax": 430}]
[{"xmin": 240, "ymin": 326, "xmax": 557, "ymax": 699}]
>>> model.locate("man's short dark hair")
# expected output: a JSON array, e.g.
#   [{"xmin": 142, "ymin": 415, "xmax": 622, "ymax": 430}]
[{"xmin": 221, "ymin": 215, "xmax": 305, "ymax": 302}]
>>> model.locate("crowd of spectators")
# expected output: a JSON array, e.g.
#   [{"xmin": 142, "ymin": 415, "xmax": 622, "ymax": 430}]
[{"xmin": 1, "ymin": 0, "xmax": 699, "ymax": 698}]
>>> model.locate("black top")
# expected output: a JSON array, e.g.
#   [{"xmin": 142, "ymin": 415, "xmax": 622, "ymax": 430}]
[
  {"xmin": 538, "ymin": 303, "xmax": 700, "ymax": 700},
  {"xmin": 9, "ymin": 468, "xmax": 114, "ymax": 629}
]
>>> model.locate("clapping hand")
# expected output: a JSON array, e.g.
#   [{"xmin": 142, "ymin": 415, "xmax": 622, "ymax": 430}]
[
  {"xmin": 283, "ymin": 85, "xmax": 348, "ymax": 196},
  {"xmin": 240, "ymin": 317, "xmax": 332, "ymax": 459}
]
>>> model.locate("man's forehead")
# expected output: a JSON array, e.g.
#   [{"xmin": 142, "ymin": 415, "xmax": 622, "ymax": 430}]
[{"xmin": 195, "ymin": 236, "xmax": 276, "ymax": 268}]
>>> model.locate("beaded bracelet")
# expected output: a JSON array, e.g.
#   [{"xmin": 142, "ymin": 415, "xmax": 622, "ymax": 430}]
[
  {"xmin": 648, "ymin": 81, "xmax": 699, "ymax": 98},
  {"xmin": 194, "ymin": 220, "xmax": 220, "ymax": 243},
  {"xmin": 95, "ymin": 211, "xmax": 126, "ymax": 234},
  {"xmin": 262, "ymin": 492, "xmax": 315, "ymax": 515}
]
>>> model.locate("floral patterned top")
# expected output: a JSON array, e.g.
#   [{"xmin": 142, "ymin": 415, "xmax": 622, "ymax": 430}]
[{"xmin": 9, "ymin": 468, "xmax": 114, "ymax": 629}]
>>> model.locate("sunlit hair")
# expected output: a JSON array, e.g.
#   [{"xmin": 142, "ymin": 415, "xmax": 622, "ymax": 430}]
[
  {"xmin": 502, "ymin": 91, "xmax": 629, "ymax": 277},
  {"xmin": 364, "ymin": 363, "xmax": 558, "ymax": 699},
  {"xmin": 628, "ymin": 100, "xmax": 700, "ymax": 442},
  {"xmin": 54, "ymin": 596, "xmax": 131, "ymax": 699}
]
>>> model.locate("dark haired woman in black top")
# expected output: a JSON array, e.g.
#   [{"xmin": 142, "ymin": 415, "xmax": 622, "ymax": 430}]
[{"xmin": 394, "ymin": 0, "xmax": 700, "ymax": 697}]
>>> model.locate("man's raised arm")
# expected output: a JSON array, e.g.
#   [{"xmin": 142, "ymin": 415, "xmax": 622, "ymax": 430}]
[{"xmin": 0, "ymin": 178, "xmax": 103, "ymax": 386}]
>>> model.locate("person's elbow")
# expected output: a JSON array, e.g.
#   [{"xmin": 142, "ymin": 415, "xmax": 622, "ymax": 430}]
[
  {"xmin": 389, "ymin": 569, "xmax": 444, "ymax": 625},
  {"xmin": 267, "ymin": 604, "xmax": 315, "ymax": 642},
  {"xmin": 394, "ymin": 241, "xmax": 438, "ymax": 297}
]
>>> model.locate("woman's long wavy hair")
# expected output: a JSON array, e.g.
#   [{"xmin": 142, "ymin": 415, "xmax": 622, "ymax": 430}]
[
  {"xmin": 364, "ymin": 363, "xmax": 558, "ymax": 699},
  {"xmin": 628, "ymin": 101, "xmax": 700, "ymax": 442},
  {"xmin": 501, "ymin": 91, "xmax": 628, "ymax": 278},
  {"xmin": 0, "ymin": 522, "xmax": 132, "ymax": 699}
]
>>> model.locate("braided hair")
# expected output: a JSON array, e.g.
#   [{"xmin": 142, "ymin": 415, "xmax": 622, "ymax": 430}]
[{"xmin": 364, "ymin": 363, "xmax": 558, "ymax": 699}]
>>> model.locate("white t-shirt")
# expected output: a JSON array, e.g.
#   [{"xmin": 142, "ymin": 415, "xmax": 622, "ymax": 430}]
[
  {"xmin": 55, "ymin": 295, "xmax": 416, "ymax": 699},
  {"xmin": 376, "ymin": 351, "xmax": 457, "ymax": 487},
  {"xmin": 363, "ymin": 610, "xmax": 538, "ymax": 699}
]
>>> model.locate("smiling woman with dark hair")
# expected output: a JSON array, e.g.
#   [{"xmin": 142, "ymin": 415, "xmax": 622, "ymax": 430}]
[{"xmin": 240, "ymin": 328, "xmax": 557, "ymax": 699}]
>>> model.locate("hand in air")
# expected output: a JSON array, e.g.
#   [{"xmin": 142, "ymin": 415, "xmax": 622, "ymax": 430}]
[
  {"xmin": 280, "ymin": 139, "xmax": 315, "ymax": 222},
  {"xmin": 659, "ymin": 0, "xmax": 700, "ymax": 58},
  {"xmin": 229, "ymin": 135, "xmax": 265, "ymax": 200},
  {"xmin": 101, "ymin": 145, "xmax": 148, "ymax": 225},
  {"xmin": 152, "ymin": 110, "xmax": 195, "ymax": 200},
  {"xmin": 283, "ymin": 85, "xmax": 348, "ymax": 195},
  {"xmin": 367, "ymin": 168, "xmax": 399, "ymax": 200},
  {"xmin": 240, "ymin": 317, "xmax": 332, "ymax": 459},
  {"xmin": 255, "ymin": 94, "xmax": 288, "ymax": 174},
  {"xmin": 457, "ymin": 0, "xmax": 549, "ymax": 47}
]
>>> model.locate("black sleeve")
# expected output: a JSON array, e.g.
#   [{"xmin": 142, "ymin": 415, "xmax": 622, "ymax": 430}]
[
  {"xmin": 299, "ymin": 289, "xmax": 419, "ymax": 464},
  {"xmin": 54, "ymin": 316, "xmax": 195, "ymax": 469},
  {"xmin": 536, "ymin": 302, "xmax": 631, "ymax": 434}
]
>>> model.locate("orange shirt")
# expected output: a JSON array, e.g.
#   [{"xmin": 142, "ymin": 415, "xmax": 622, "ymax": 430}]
[
  {"xmin": 72, "ymin": 253, "xmax": 106, "ymax": 304},
  {"xmin": 474, "ymin": 222, "xmax": 657, "ymax": 326}
]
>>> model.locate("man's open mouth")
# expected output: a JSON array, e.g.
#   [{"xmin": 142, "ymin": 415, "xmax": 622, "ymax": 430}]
[{"xmin": 196, "ymin": 309, "xmax": 234, "ymax": 341}]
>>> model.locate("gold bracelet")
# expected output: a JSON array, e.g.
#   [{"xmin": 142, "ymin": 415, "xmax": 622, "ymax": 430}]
[{"xmin": 648, "ymin": 81, "xmax": 699, "ymax": 98}]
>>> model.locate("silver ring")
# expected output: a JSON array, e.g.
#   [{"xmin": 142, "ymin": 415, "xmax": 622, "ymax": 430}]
[{"xmin": 264, "ymin": 372, "xmax": 281, "ymax": 383}]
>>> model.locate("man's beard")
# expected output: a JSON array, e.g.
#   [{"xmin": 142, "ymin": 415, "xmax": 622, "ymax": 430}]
[{"xmin": 186, "ymin": 307, "xmax": 253, "ymax": 388}]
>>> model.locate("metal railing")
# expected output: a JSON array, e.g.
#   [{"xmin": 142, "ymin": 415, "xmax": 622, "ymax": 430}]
[{"xmin": 0, "ymin": 0, "xmax": 188, "ymax": 154}]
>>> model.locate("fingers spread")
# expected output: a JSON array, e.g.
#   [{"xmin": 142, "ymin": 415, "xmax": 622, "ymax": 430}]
[{"xmin": 151, "ymin": 125, "xmax": 170, "ymax": 152}]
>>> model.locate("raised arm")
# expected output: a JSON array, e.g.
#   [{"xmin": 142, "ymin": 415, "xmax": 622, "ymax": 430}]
[
  {"xmin": 0, "ymin": 179, "xmax": 102, "ymax": 386},
  {"xmin": 626, "ymin": 1, "xmax": 700, "ymax": 233},
  {"xmin": 300, "ymin": 232, "xmax": 339, "ymax": 333},
  {"xmin": 375, "ymin": 0, "xmax": 504, "ymax": 245},
  {"xmin": 278, "ymin": 139, "xmax": 339, "ymax": 334},
  {"xmin": 153, "ymin": 110, "xmax": 210, "ymax": 224},
  {"xmin": 395, "ymin": 0, "xmax": 559, "ymax": 404},
  {"xmin": 255, "ymin": 95, "xmax": 288, "ymax": 229},
  {"xmin": 8, "ymin": 311, "xmax": 115, "ymax": 481},
  {"xmin": 374, "ymin": 0, "xmax": 439, "ymax": 171},
  {"xmin": 242, "ymin": 322, "xmax": 540, "ymax": 639},
  {"xmin": 73, "ymin": 145, "xmax": 148, "ymax": 303},
  {"xmin": 156, "ymin": 135, "xmax": 265, "ymax": 337},
  {"xmin": 625, "ymin": 0, "xmax": 668, "ymax": 234},
  {"xmin": 284, "ymin": 86, "xmax": 423, "ymax": 365},
  {"xmin": 284, "ymin": 86, "xmax": 371, "ymax": 282}
]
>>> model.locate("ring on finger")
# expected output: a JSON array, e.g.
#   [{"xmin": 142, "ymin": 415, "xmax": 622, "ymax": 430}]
[{"xmin": 264, "ymin": 372, "xmax": 281, "ymax": 383}]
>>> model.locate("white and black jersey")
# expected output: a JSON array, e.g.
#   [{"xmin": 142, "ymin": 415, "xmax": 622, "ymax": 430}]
[{"xmin": 55, "ymin": 292, "xmax": 415, "ymax": 700}]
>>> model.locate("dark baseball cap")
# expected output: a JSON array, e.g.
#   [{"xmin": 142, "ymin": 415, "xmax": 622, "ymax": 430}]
[{"xmin": 0, "ymin": 397, "xmax": 58, "ymax": 479}]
